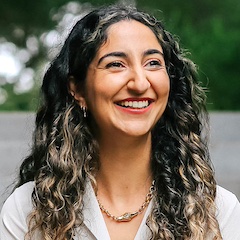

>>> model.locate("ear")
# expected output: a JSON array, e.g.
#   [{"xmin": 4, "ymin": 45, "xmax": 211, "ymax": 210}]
[{"xmin": 68, "ymin": 76, "xmax": 87, "ymax": 107}]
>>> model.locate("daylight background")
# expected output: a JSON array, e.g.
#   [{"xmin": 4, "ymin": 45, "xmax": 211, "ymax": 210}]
[
  {"xmin": 0, "ymin": 0, "xmax": 239, "ymax": 207},
  {"xmin": 1, "ymin": 0, "xmax": 240, "ymax": 110}
]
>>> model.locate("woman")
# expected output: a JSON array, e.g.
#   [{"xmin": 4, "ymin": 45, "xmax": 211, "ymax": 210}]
[{"xmin": 1, "ymin": 4, "xmax": 240, "ymax": 240}]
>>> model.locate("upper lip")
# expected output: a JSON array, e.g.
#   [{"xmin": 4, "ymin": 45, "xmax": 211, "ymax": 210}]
[{"xmin": 115, "ymin": 97, "xmax": 154, "ymax": 102}]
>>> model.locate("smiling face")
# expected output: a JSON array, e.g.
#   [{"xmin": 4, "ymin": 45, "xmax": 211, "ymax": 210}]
[{"xmin": 75, "ymin": 20, "xmax": 170, "ymax": 139}]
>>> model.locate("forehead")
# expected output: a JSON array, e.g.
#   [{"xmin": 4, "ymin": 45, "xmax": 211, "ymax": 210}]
[{"xmin": 97, "ymin": 20, "xmax": 162, "ymax": 54}]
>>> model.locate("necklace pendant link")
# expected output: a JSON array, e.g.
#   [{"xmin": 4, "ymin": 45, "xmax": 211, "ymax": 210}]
[
  {"xmin": 96, "ymin": 180, "xmax": 155, "ymax": 222},
  {"xmin": 115, "ymin": 212, "xmax": 138, "ymax": 222}
]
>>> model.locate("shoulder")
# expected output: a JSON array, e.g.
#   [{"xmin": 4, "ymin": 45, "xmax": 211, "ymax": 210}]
[
  {"xmin": 0, "ymin": 181, "xmax": 34, "ymax": 240},
  {"xmin": 215, "ymin": 185, "xmax": 240, "ymax": 240},
  {"xmin": 1, "ymin": 181, "xmax": 35, "ymax": 215}
]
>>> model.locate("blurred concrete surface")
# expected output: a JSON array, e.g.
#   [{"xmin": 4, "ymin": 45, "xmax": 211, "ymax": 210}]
[{"xmin": 0, "ymin": 112, "xmax": 240, "ymax": 210}]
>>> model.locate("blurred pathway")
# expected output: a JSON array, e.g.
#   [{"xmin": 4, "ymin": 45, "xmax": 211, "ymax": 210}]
[{"xmin": 0, "ymin": 112, "xmax": 239, "ymax": 209}]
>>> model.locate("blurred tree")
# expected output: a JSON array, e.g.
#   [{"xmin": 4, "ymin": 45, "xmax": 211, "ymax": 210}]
[
  {"xmin": 0, "ymin": 0, "xmax": 118, "ymax": 111},
  {"xmin": 0, "ymin": 0, "xmax": 117, "ymax": 45},
  {"xmin": 0, "ymin": 0, "xmax": 239, "ymax": 110},
  {"xmin": 0, "ymin": 83, "xmax": 39, "ymax": 111},
  {"xmin": 137, "ymin": 0, "xmax": 240, "ymax": 110}
]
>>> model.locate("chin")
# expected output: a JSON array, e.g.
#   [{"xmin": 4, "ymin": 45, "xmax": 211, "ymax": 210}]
[{"xmin": 121, "ymin": 127, "xmax": 151, "ymax": 138}]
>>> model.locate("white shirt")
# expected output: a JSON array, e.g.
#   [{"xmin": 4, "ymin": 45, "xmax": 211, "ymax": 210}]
[{"xmin": 1, "ymin": 181, "xmax": 240, "ymax": 240}]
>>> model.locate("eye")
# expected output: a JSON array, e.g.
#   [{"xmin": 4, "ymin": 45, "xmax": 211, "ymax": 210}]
[
  {"xmin": 105, "ymin": 61, "xmax": 125, "ymax": 69},
  {"xmin": 145, "ymin": 60, "xmax": 163, "ymax": 70}
]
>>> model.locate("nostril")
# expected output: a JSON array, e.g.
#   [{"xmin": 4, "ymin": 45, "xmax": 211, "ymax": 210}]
[{"xmin": 127, "ymin": 77, "xmax": 150, "ymax": 93}]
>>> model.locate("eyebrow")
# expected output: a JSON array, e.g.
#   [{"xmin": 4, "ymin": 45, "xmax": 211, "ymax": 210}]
[
  {"xmin": 143, "ymin": 49, "xmax": 164, "ymax": 57},
  {"xmin": 98, "ymin": 52, "xmax": 127, "ymax": 65},
  {"xmin": 97, "ymin": 49, "xmax": 164, "ymax": 65}
]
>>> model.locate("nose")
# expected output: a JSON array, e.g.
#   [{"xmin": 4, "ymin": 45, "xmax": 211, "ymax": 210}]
[{"xmin": 127, "ymin": 67, "xmax": 150, "ymax": 94}]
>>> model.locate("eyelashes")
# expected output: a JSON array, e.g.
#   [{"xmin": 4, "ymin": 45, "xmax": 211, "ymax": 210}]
[
  {"xmin": 144, "ymin": 60, "xmax": 163, "ymax": 69},
  {"xmin": 105, "ymin": 61, "xmax": 124, "ymax": 69},
  {"xmin": 105, "ymin": 59, "xmax": 164, "ymax": 71}
]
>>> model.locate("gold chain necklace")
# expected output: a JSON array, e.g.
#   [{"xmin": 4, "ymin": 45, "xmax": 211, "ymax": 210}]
[{"xmin": 96, "ymin": 181, "xmax": 155, "ymax": 222}]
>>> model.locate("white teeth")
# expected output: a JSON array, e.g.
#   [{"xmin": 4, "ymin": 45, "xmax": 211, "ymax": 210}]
[
  {"xmin": 133, "ymin": 101, "xmax": 138, "ymax": 108},
  {"xmin": 118, "ymin": 100, "xmax": 149, "ymax": 109}
]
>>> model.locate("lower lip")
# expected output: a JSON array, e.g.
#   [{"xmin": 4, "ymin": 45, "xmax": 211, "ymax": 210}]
[{"xmin": 115, "ymin": 103, "xmax": 153, "ymax": 114}]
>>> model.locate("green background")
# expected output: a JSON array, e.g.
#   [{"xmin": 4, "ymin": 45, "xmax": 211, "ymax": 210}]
[{"xmin": 0, "ymin": 0, "xmax": 239, "ymax": 111}]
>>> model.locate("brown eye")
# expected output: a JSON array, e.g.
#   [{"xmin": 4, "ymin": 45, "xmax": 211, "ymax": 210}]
[
  {"xmin": 106, "ymin": 61, "xmax": 124, "ymax": 69},
  {"xmin": 148, "ymin": 60, "xmax": 161, "ymax": 67},
  {"xmin": 145, "ymin": 59, "xmax": 164, "ymax": 70},
  {"xmin": 152, "ymin": 60, "xmax": 160, "ymax": 65}
]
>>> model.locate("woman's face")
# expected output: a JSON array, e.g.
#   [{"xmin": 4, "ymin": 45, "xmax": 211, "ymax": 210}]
[{"xmin": 81, "ymin": 20, "xmax": 170, "ymax": 139}]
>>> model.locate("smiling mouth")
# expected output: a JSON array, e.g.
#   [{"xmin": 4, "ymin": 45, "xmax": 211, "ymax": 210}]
[{"xmin": 116, "ymin": 100, "xmax": 152, "ymax": 109}]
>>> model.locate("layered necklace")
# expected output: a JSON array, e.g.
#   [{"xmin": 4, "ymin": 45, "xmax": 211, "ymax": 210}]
[{"xmin": 96, "ymin": 181, "xmax": 155, "ymax": 222}]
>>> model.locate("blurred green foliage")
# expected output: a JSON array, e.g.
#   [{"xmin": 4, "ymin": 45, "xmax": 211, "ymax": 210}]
[
  {"xmin": 0, "ymin": 0, "xmax": 239, "ymax": 111},
  {"xmin": 0, "ymin": 83, "xmax": 40, "ymax": 111},
  {"xmin": 137, "ymin": 0, "xmax": 240, "ymax": 110}
]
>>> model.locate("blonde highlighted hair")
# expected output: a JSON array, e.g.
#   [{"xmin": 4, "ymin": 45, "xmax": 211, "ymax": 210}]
[{"xmin": 16, "ymin": 4, "xmax": 222, "ymax": 239}]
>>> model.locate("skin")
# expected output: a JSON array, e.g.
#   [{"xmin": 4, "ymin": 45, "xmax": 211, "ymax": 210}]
[
  {"xmin": 71, "ymin": 20, "xmax": 170, "ymax": 240},
  {"xmin": 84, "ymin": 23, "xmax": 169, "ymax": 140}
]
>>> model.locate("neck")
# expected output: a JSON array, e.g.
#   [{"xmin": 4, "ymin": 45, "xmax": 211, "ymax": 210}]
[{"xmin": 96, "ymin": 133, "xmax": 153, "ymax": 199}]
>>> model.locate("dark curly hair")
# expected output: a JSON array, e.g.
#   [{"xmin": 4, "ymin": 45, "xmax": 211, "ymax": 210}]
[{"xmin": 16, "ymin": 4, "xmax": 221, "ymax": 240}]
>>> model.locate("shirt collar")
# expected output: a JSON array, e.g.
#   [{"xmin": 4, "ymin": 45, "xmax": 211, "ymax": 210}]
[
  {"xmin": 82, "ymin": 179, "xmax": 111, "ymax": 239},
  {"xmin": 82, "ymin": 179, "xmax": 152, "ymax": 240}
]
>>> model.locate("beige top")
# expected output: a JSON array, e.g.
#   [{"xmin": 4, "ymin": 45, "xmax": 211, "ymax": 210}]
[{"xmin": 1, "ymin": 181, "xmax": 240, "ymax": 239}]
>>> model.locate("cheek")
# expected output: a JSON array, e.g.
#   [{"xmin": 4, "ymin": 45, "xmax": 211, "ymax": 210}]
[
  {"xmin": 85, "ymin": 81, "xmax": 111, "ymax": 114},
  {"xmin": 152, "ymin": 74, "xmax": 170, "ymax": 98},
  {"xmin": 163, "ymin": 80, "xmax": 170, "ymax": 97},
  {"xmin": 86, "ymin": 74, "xmax": 125, "ymax": 102}
]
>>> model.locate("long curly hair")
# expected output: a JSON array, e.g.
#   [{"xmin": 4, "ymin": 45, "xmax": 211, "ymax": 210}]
[{"xmin": 16, "ymin": 4, "xmax": 222, "ymax": 240}]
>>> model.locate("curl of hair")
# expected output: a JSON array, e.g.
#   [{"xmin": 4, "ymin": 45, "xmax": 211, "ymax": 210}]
[
  {"xmin": 16, "ymin": 4, "xmax": 222, "ymax": 239},
  {"xmin": 150, "ymin": 24, "xmax": 221, "ymax": 239}
]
